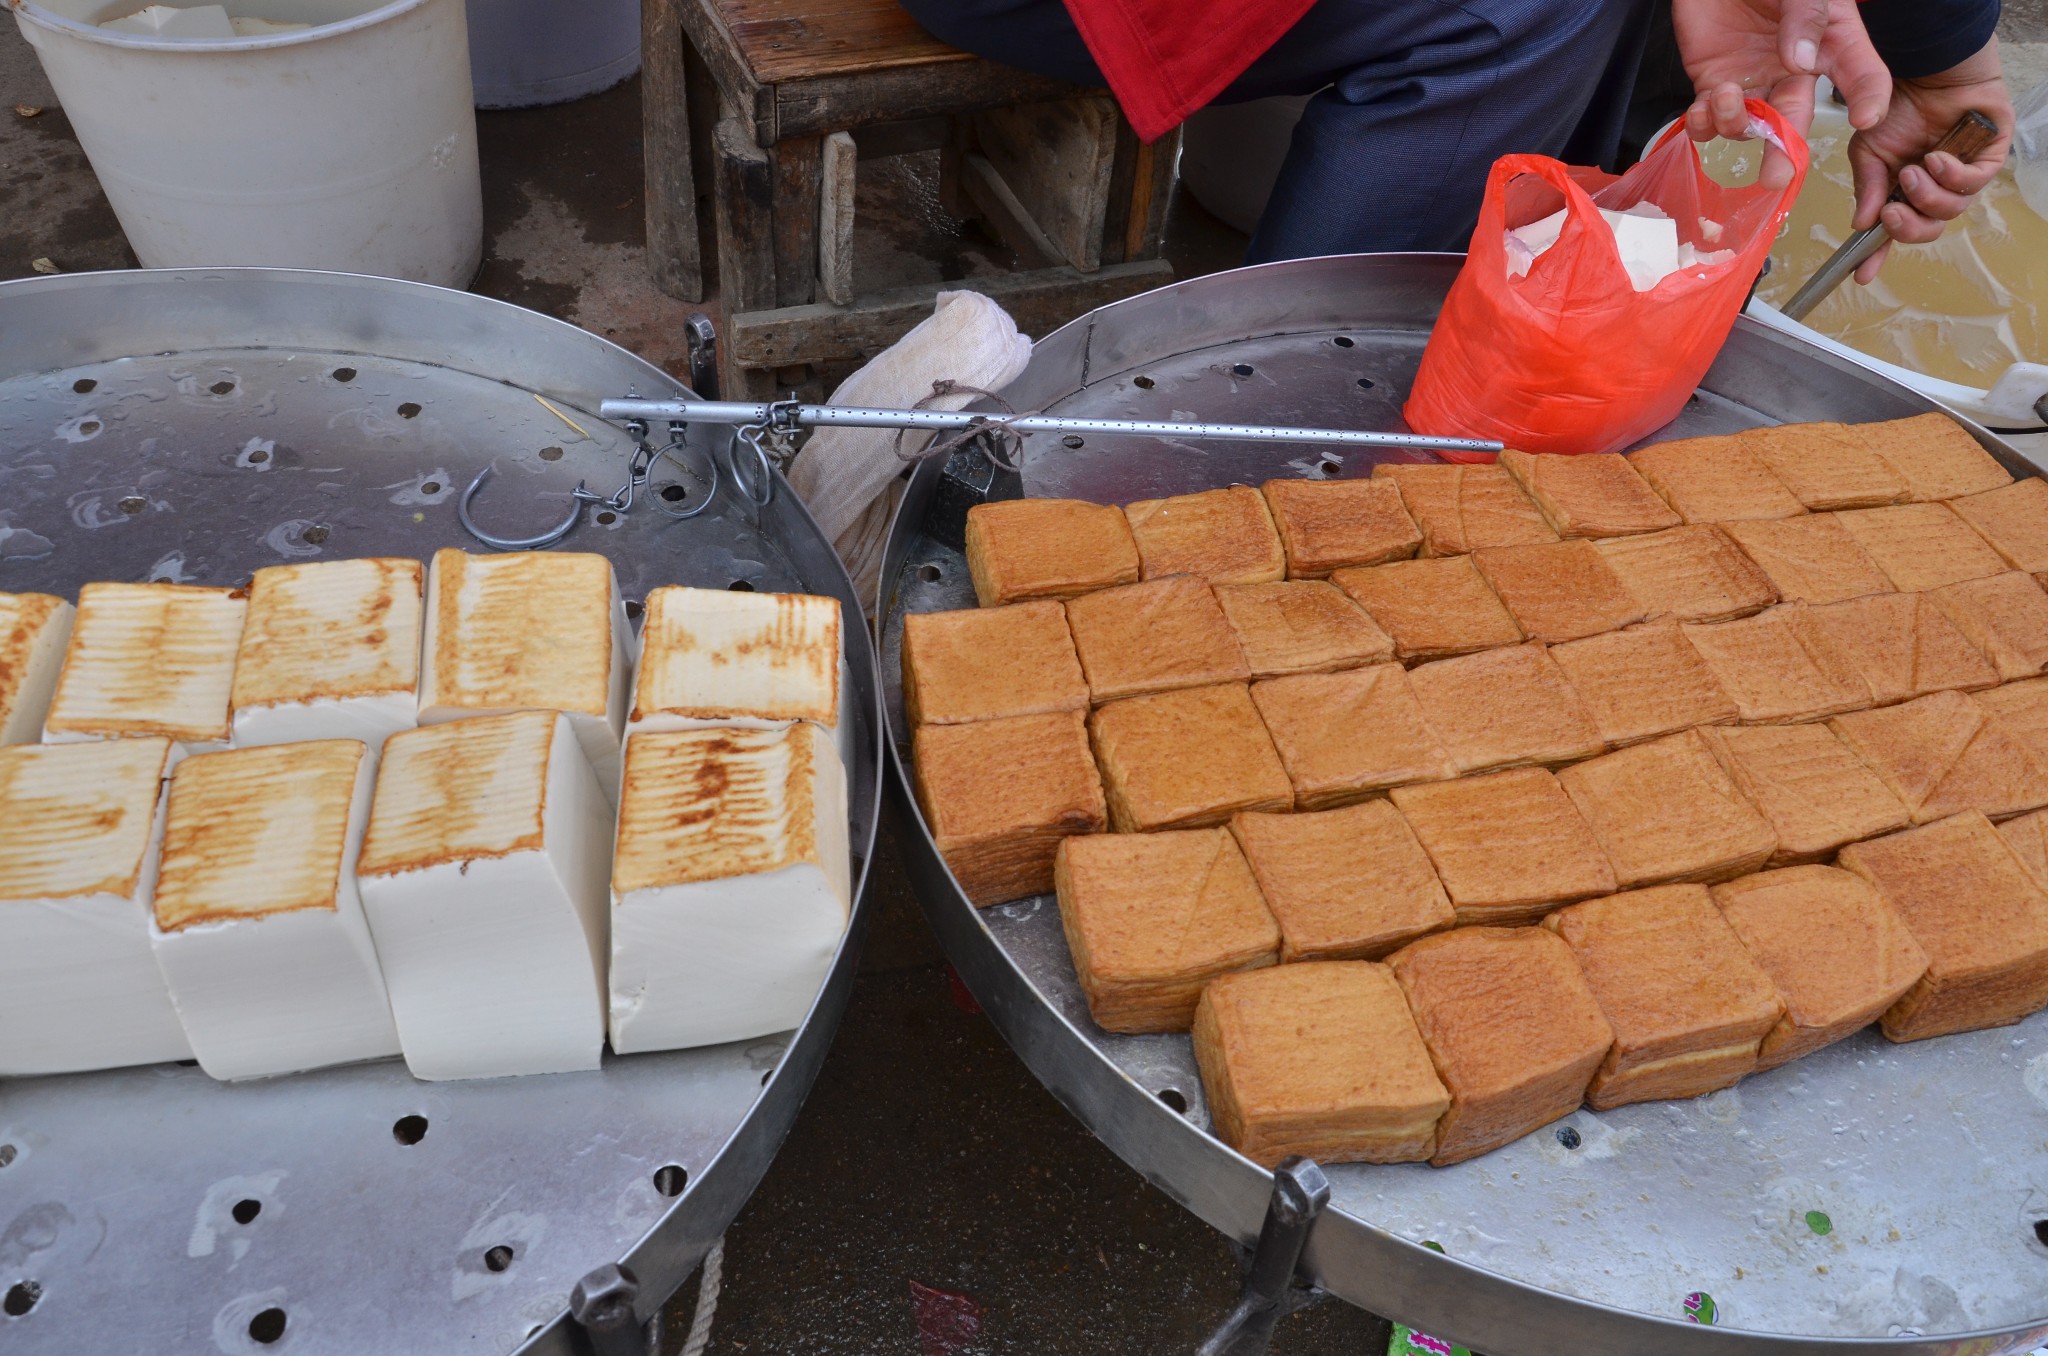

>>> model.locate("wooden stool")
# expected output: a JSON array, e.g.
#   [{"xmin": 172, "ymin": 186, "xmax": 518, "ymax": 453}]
[{"xmin": 642, "ymin": 0, "xmax": 1179, "ymax": 397}]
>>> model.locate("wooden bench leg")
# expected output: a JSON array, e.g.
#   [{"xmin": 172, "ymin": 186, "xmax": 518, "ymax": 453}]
[
  {"xmin": 772, "ymin": 135, "xmax": 823, "ymax": 308},
  {"xmin": 971, "ymin": 96, "xmax": 1118, "ymax": 273},
  {"xmin": 641, "ymin": 0, "xmax": 703, "ymax": 301},
  {"xmin": 711, "ymin": 109, "xmax": 779, "ymax": 396},
  {"xmin": 819, "ymin": 131, "xmax": 857, "ymax": 308}
]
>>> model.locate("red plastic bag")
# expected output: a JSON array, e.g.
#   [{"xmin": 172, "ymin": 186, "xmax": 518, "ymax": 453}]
[{"xmin": 1404, "ymin": 99, "xmax": 1808, "ymax": 461}]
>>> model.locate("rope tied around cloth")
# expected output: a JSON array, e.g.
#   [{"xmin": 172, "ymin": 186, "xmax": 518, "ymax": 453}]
[{"xmin": 888, "ymin": 379, "xmax": 1029, "ymax": 471}]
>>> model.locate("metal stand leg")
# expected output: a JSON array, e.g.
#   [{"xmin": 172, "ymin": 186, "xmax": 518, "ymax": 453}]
[{"xmin": 1196, "ymin": 1157, "xmax": 1332, "ymax": 1356}]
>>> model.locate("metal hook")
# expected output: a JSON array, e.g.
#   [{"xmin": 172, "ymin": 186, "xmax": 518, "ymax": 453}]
[
  {"xmin": 654, "ymin": 432, "xmax": 720, "ymax": 519},
  {"xmin": 458, "ymin": 464, "xmax": 585, "ymax": 551},
  {"xmin": 731, "ymin": 423, "xmax": 779, "ymax": 506}
]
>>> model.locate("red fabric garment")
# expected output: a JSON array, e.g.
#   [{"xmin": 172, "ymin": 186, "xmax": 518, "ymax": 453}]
[{"xmin": 1059, "ymin": 0, "xmax": 1315, "ymax": 140}]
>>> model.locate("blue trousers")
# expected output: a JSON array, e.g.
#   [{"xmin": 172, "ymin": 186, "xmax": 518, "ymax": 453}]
[{"xmin": 898, "ymin": 0, "xmax": 1657, "ymax": 261}]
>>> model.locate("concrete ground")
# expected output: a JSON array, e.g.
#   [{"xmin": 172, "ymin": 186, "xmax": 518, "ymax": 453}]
[{"xmin": 4, "ymin": 7, "xmax": 2047, "ymax": 1354}]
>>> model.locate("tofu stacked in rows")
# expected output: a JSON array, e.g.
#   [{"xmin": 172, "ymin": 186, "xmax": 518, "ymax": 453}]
[{"xmin": 0, "ymin": 551, "xmax": 851, "ymax": 1082}]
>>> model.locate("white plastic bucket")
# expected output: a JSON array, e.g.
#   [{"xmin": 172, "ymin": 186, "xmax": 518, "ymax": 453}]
[
  {"xmin": 466, "ymin": 0, "xmax": 639, "ymax": 109},
  {"xmin": 11, "ymin": 0, "xmax": 483, "ymax": 288}
]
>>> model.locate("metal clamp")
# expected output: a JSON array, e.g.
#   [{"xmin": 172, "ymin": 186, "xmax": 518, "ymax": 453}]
[
  {"xmin": 1196, "ymin": 1158, "xmax": 1331, "ymax": 1356},
  {"xmin": 459, "ymin": 409, "xmax": 719, "ymax": 550}
]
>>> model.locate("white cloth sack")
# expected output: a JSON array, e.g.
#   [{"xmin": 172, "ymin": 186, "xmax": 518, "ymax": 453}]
[{"xmin": 787, "ymin": 290, "xmax": 1032, "ymax": 611}]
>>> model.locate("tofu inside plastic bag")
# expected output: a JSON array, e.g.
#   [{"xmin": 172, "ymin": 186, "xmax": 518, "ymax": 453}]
[{"xmin": 1508, "ymin": 202, "xmax": 1735, "ymax": 291}]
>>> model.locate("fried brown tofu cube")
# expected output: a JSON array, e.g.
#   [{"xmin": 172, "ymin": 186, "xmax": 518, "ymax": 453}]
[
  {"xmin": 1829, "ymin": 690, "xmax": 2048, "ymax": 824},
  {"xmin": 913, "ymin": 710, "xmax": 1107, "ymax": 905},
  {"xmin": 1250, "ymin": 664, "xmax": 1455, "ymax": 809},
  {"xmin": 1390, "ymin": 767, "xmax": 1618, "ymax": 926},
  {"xmin": 1680, "ymin": 603, "xmax": 1871, "ymax": 724},
  {"xmin": 1064, "ymin": 575, "xmax": 1249, "ymax": 702},
  {"xmin": 1499, "ymin": 449, "xmax": 1682, "ymax": 538},
  {"xmin": 1711, "ymin": 866, "xmax": 1928, "ymax": 1070},
  {"xmin": 1213, "ymin": 580, "xmax": 1394, "ymax": 679},
  {"xmin": 1807, "ymin": 592, "xmax": 2000, "ymax": 706},
  {"xmin": 1405, "ymin": 642, "xmax": 1606, "ymax": 775},
  {"xmin": 1926, "ymin": 572, "xmax": 2048, "ymax": 681},
  {"xmin": 2000, "ymin": 807, "xmax": 2048, "ymax": 888},
  {"xmin": 965, "ymin": 498, "xmax": 1140, "ymax": 605},
  {"xmin": 1630, "ymin": 435, "xmax": 1807, "ymax": 524},
  {"xmin": 1388, "ymin": 927, "xmax": 1614, "ymax": 1165},
  {"xmin": 1549, "ymin": 622, "xmax": 1736, "ymax": 747},
  {"xmin": 1090, "ymin": 683, "xmax": 1293, "ymax": 831},
  {"xmin": 1195, "ymin": 961, "xmax": 1449, "ymax": 1166},
  {"xmin": 1230, "ymin": 800, "xmax": 1454, "ymax": 962},
  {"xmin": 1124, "ymin": 485, "xmax": 1286, "ymax": 585},
  {"xmin": 1738, "ymin": 422, "xmax": 1907, "ymax": 510},
  {"xmin": 1975, "ymin": 677, "xmax": 2048, "ymax": 769},
  {"xmin": 1558, "ymin": 729, "xmax": 1778, "ymax": 887},
  {"xmin": 1260, "ymin": 477, "xmax": 1422, "ymax": 577},
  {"xmin": 1839, "ymin": 811, "xmax": 2048, "ymax": 1040},
  {"xmin": 1857, "ymin": 412, "xmax": 2012, "ymax": 502},
  {"xmin": 1055, "ymin": 829, "xmax": 1279, "ymax": 1032},
  {"xmin": 1595, "ymin": 525, "xmax": 1777, "ymax": 623},
  {"xmin": 1835, "ymin": 502, "xmax": 2008, "ymax": 591},
  {"xmin": 1948, "ymin": 478, "xmax": 2048, "ymax": 573},
  {"xmin": 902, "ymin": 601, "xmax": 1088, "ymax": 726},
  {"xmin": 1721, "ymin": 515, "xmax": 1896, "ymax": 604},
  {"xmin": 1544, "ymin": 884, "xmax": 1783, "ymax": 1108},
  {"xmin": 1471, "ymin": 540, "xmax": 1645, "ymax": 643},
  {"xmin": 1331, "ymin": 556, "xmax": 1522, "ymax": 662},
  {"xmin": 1697, "ymin": 723, "xmax": 1911, "ymax": 864},
  {"xmin": 1371, "ymin": 462, "xmax": 1558, "ymax": 555}
]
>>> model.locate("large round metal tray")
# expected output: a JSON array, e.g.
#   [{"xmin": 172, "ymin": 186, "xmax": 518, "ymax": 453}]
[
  {"xmin": 878, "ymin": 254, "xmax": 2048, "ymax": 1356},
  {"xmin": 0, "ymin": 269, "xmax": 882, "ymax": 1356}
]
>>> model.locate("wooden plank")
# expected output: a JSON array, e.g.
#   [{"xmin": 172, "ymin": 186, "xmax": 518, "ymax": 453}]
[
  {"xmin": 642, "ymin": 0, "xmax": 703, "ymax": 301},
  {"xmin": 959, "ymin": 152, "xmax": 1058, "ymax": 270},
  {"xmin": 1126, "ymin": 126, "xmax": 1179, "ymax": 262},
  {"xmin": 728, "ymin": 259, "xmax": 1174, "ymax": 368},
  {"xmin": 849, "ymin": 114, "xmax": 949, "ymax": 160},
  {"xmin": 717, "ymin": 0, "xmax": 975, "ymax": 84},
  {"xmin": 819, "ymin": 131, "xmax": 857, "ymax": 307},
  {"xmin": 712, "ymin": 113, "xmax": 779, "ymax": 314},
  {"xmin": 680, "ymin": 0, "xmax": 776, "ymax": 143},
  {"xmin": 973, "ymin": 97, "xmax": 1116, "ymax": 272},
  {"xmin": 772, "ymin": 134, "xmax": 822, "ymax": 307},
  {"xmin": 774, "ymin": 63, "xmax": 1086, "ymax": 140}
]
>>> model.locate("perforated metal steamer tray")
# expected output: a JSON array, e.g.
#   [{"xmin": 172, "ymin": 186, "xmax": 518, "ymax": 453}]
[
  {"xmin": 0, "ymin": 269, "xmax": 882, "ymax": 1356},
  {"xmin": 879, "ymin": 255, "xmax": 2048, "ymax": 1356}
]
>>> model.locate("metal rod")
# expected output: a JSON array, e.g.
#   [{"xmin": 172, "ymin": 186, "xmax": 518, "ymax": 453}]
[{"xmin": 598, "ymin": 398, "xmax": 1505, "ymax": 455}]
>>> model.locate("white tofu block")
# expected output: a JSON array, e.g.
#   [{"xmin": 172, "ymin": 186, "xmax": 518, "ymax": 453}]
[
  {"xmin": 0, "ymin": 592, "xmax": 73, "ymax": 745},
  {"xmin": 43, "ymin": 582, "xmax": 246, "ymax": 753},
  {"xmin": 148, "ymin": 740, "xmax": 399, "ymax": 1080},
  {"xmin": 231, "ymin": 558, "xmax": 424, "ymax": 753},
  {"xmin": 417, "ymin": 549, "xmax": 630, "ymax": 799},
  {"xmin": 356, "ymin": 710, "xmax": 612, "ymax": 1080},
  {"xmin": 609, "ymin": 723, "xmax": 850, "ymax": 1053},
  {"xmin": 0, "ymin": 738, "xmax": 193, "ymax": 1075}
]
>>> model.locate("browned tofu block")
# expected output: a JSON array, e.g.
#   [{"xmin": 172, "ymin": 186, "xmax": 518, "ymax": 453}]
[
  {"xmin": 1830, "ymin": 690, "xmax": 2048, "ymax": 824},
  {"xmin": 1711, "ymin": 866, "xmax": 1929, "ymax": 1070},
  {"xmin": 1230, "ymin": 800, "xmax": 1454, "ymax": 962},
  {"xmin": 1372, "ymin": 462, "xmax": 1559, "ymax": 556},
  {"xmin": 1975, "ymin": 678, "xmax": 2048, "ymax": 770},
  {"xmin": 1948, "ymin": 478, "xmax": 2048, "ymax": 573},
  {"xmin": 1738, "ymin": 422, "xmax": 1907, "ymax": 510},
  {"xmin": 1499, "ymin": 449, "xmax": 1682, "ymax": 538},
  {"xmin": 1697, "ymin": 723, "xmax": 1911, "ymax": 864},
  {"xmin": 1544, "ymin": 884, "xmax": 1783, "ymax": 1108},
  {"xmin": 1471, "ymin": 540, "xmax": 1645, "ymax": 644},
  {"xmin": 1549, "ymin": 623, "xmax": 1736, "ymax": 748},
  {"xmin": 1406, "ymin": 642, "xmax": 1606, "ymax": 775},
  {"xmin": 901, "ymin": 601, "xmax": 1088, "ymax": 726},
  {"xmin": 1260, "ymin": 477, "xmax": 1422, "ymax": 577},
  {"xmin": 1089, "ymin": 683, "xmax": 1293, "ymax": 831},
  {"xmin": 1124, "ymin": 485, "xmax": 1286, "ymax": 585},
  {"xmin": 1064, "ymin": 576, "xmax": 1249, "ymax": 703},
  {"xmin": 1213, "ymin": 580, "xmax": 1394, "ymax": 678},
  {"xmin": 913, "ymin": 711, "xmax": 1107, "ymax": 905},
  {"xmin": 1835, "ymin": 502, "xmax": 2008, "ymax": 591},
  {"xmin": 1250, "ymin": 664, "xmax": 1455, "ymax": 809},
  {"xmin": 1721, "ymin": 515, "xmax": 1896, "ymax": 604},
  {"xmin": 1926, "ymin": 572, "xmax": 2048, "ymax": 680},
  {"xmin": 965, "ymin": 498, "xmax": 1140, "ymax": 605},
  {"xmin": 1054, "ymin": 828, "xmax": 1279, "ymax": 1032},
  {"xmin": 1388, "ymin": 926, "xmax": 1614, "ymax": 1165},
  {"xmin": 1857, "ymin": 412, "xmax": 2012, "ymax": 502},
  {"xmin": 1839, "ymin": 811, "xmax": 2048, "ymax": 1040},
  {"xmin": 1331, "ymin": 556, "xmax": 1522, "ymax": 662},
  {"xmin": 1680, "ymin": 603, "xmax": 1872, "ymax": 724},
  {"xmin": 1390, "ymin": 767, "xmax": 1618, "ymax": 926},
  {"xmin": 1595, "ymin": 525, "xmax": 1777, "ymax": 623},
  {"xmin": 1557, "ymin": 729, "xmax": 1778, "ymax": 887},
  {"xmin": 2000, "ymin": 807, "xmax": 2048, "ymax": 888},
  {"xmin": 1630, "ymin": 435, "xmax": 1807, "ymax": 524},
  {"xmin": 1195, "ymin": 961, "xmax": 1449, "ymax": 1166},
  {"xmin": 1808, "ymin": 592, "xmax": 2000, "ymax": 706}
]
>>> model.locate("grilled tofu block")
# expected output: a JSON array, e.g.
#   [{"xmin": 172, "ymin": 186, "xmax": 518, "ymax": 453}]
[
  {"xmin": 1807, "ymin": 592, "xmax": 2000, "ymax": 705},
  {"xmin": 1857, "ymin": 412, "xmax": 2012, "ymax": 502},
  {"xmin": 1089, "ymin": 683, "xmax": 1293, "ymax": 832},
  {"xmin": 1124, "ymin": 485, "xmax": 1287, "ymax": 585},
  {"xmin": 1230, "ymin": 801, "xmax": 1454, "ymax": 962},
  {"xmin": 1975, "ymin": 677, "xmax": 2048, "ymax": 770},
  {"xmin": 1948, "ymin": 477, "xmax": 2048, "ymax": 573},
  {"xmin": 912, "ymin": 710, "xmax": 1106, "ymax": 905},
  {"xmin": 1499, "ymin": 449, "xmax": 1682, "ymax": 538},
  {"xmin": 1630, "ymin": 435, "xmax": 1806, "ymax": 523},
  {"xmin": 1054, "ymin": 828, "xmax": 1279, "ymax": 1032},
  {"xmin": 630, "ymin": 587, "xmax": 847, "ymax": 765},
  {"xmin": 1195, "ymin": 961, "xmax": 1449, "ymax": 1166},
  {"xmin": 44, "ymin": 582, "xmax": 247, "ymax": 751},
  {"xmin": 1548, "ymin": 622, "xmax": 1737, "ymax": 747},
  {"xmin": 1834, "ymin": 502, "xmax": 2007, "ymax": 592},
  {"xmin": 1250, "ymin": 663, "xmax": 1456, "ymax": 809},
  {"xmin": 1720, "ymin": 514, "xmax": 1896, "ymax": 605},
  {"xmin": 1472, "ymin": 540, "xmax": 1645, "ymax": 644},
  {"xmin": 1925, "ymin": 572, "xmax": 2048, "ymax": 681},
  {"xmin": 1390, "ymin": 767, "xmax": 1618, "ymax": 926},
  {"xmin": 1213, "ymin": 580, "xmax": 1394, "ymax": 679},
  {"xmin": 1371, "ymin": 461, "xmax": 1558, "ymax": 556},
  {"xmin": 1738, "ymin": 421, "xmax": 1907, "ymax": 510},
  {"xmin": 1594, "ymin": 525, "xmax": 1777, "ymax": 623},
  {"xmin": 1331, "ymin": 556, "xmax": 1523, "ymax": 662},
  {"xmin": 1680, "ymin": 603, "xmax": 1871, "ymax": 724},
  {"xmin": 1558, "ymin": 729, "xmax": 1778, "ymax": 887},
  {"xmin": 1260, "ymin": 477, "xmax": 1422, "ymax": 576},
  {"xmin": 230, "ymin": 558, "xmax": 423, "ymax": 750},
  {"xmin": 1828, "ymin": 690, "xmax": 2048, "ymax": 824},
  {"xmin": 1999, "ymin": 807, "xmax": 2048, "ymax": 888},
  {"xmin": 1406, "ymin": 642, "xmax": 1606, "ymax": 775},
  {"xmin": 1696, "ymin": 723, "xmax": 1911, "ymax": 864},
  {"xmin": 901, "ymin": 600, "xmax": 1088, "ymax": 725},
  {"xmin": 0, "ymin": 591, "xmax": 72, "ymax": 745},
  {"xmin": 1064, "ymin": 575, "xmax": 1250, "ymax": 702},
  {"xmin": 964, "ymin": 497, "xmax": 1142, "ymax": 605}
]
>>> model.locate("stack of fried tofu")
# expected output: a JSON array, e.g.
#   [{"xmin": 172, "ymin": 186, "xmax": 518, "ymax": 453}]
[{"xmin": 902, "ymin": 411, "xmax": 2048, "ymax": 1168}]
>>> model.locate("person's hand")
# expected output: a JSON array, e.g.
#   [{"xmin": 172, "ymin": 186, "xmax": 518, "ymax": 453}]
[
  {"xmin": 1845, "ymin": 38, "xmax": 2014, "ymax": 283},
  {"xmin": 1673, "ymin": 0, "xmax": 1890, "ymax": 188}
]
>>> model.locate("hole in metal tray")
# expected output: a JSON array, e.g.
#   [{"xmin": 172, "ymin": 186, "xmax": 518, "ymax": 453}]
[
  {"xmin": 331, "ymin": 367, "xmax": 356, "ymax": 384},
  {"xmin": 4, "ymin": 1281, "xmax": 40, "ymax": 1316},
  {"xmin": 653, "ymin": 1164, "xmax": 689, "ymax": 1198},
  {"xmin": 484, "ymin": 1245, "xmax": 515, "ymax": 1273},
  {"xmin": 1133, "ymin": 375, "xmax": 1155, "ymax": 389},
  {"xmin": 248, "ymin": 1307, "xmax": 286, "ymax": 1344},
  {"xmin": 397, "ymin": 402, "xmax": 422, "ymax": 419},
  {"xmin": 0, "ymin": 1144, "xmax": 15, "ymax": 1168},
  {"xmin": 231, "ymin": 1199, "xmax": 262, "ymax": 1225},
  {"xmin": 72, "ymin": 378, "xmax": 96, "ymax": 394},
  {"xmin": 392, "ymin": 1114, "xmax": 428, "ymax": 1145},
  {"xmin": 1156, "ymin": 1088, "xmax": 1188, "ymax": 1115},
  {"xmin": 728, "ymin": 580, "xmax": 756, "ymax": 592},
  {"xmin": 916, "ymin": 563, "xmax": 942, "ymax": 583}
]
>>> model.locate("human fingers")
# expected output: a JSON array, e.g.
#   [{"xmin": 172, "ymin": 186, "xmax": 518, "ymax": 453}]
[
  {"xmin": 1709, "ymin": 81, "xmax": 1750, "ymax": 139},
  {"xmin": 1687, "ymin": 94, "xmax": 1719, "ymax": 141},
  {"xmin": 1852, "ymin": 237, "xmax": 1892, "ymax": 285},
  {"xmin": 1895, "ymin": 163, "xmax": 1975, "ymax": 222},
  {"xmin": 1761, "ymin": 76, "xmax": 1816, "ymax": 188},
  {"xmin": 1846, "ymin": 135, "xmax": 1896, "ymax": 231},
  {"xmin": 1921, "ymin": 145, "xmax": 2006, "ymax": 197},
  {"xmin": 1878, "ymin": 198, "xmax": 1946, "ymax": 244},
  {"xmin": 1821, "ymin": 17, "xmax": 1891, "ymax": 129},
  {"xmin": 1775, "ymin": 0, "xmax": 1829, "ymax": 76}
]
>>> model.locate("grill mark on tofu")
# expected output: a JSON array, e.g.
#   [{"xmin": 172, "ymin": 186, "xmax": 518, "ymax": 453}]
[
  {"xmin": 0, "ymin": 738, "xmax": 171, "ymax": 899},
  {"xmin": 358, "ymin": 709, "xmax": 554, "ymax": 877},
  {"xmin": 45, "ymin": 583, "xmax": 245, "ymax": 742},
  {"xmin": 429, "ymin": 549, "xmax": 614, "ymax": 718},
  {"xmin": 233, "ymin": 558, "xmax": 423, "ymax": 709},
  {"xmin": 614, "ymin": 725, "xmax": 821, "ymax": 893}
]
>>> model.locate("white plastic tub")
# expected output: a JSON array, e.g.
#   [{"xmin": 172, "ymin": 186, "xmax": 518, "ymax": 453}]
[
  {"xmin": 466, "ymin": 0, "xmax": 638, "ymax": 109},
  {"xmin": 11, "ymin": 0, "xmax": 483, "ymax": 288}
]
